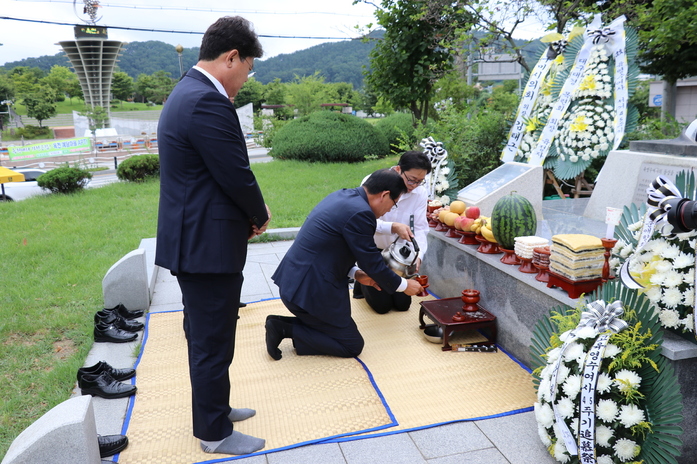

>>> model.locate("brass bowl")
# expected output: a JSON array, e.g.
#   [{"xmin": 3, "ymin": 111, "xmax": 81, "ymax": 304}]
[{"xmin": 422, "ymin": 324, "xmax": 443, "ymax": 343}]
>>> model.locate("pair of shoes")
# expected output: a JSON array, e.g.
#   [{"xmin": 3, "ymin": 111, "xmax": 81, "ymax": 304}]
[
  {"xmin": 77, "ymin": 361, "xmax": 135, "ymax": 382},
  {"xmin": 265, "ymin": 315, "xmax": 294, "ymax": 361},
  {"xmin": 239, "ymin": 302, "xmax": 247, "ymax": 308},
  {"xmin": 98, "ymin": 434, "xmax": 129, "ymax": 457},
  {"xmin": 94, "ymin": 321, "xmax": 138, "ymax": 343},
  {"xmin": 78, "ymin": 371, "xmax": 136, "ymax": 399},
  {"xmin": 105, "ymin": 303, "xmax": 144, "ymax": 319},
  {"xmin": 352, "ymin": 283, "xmax": 364, "ymax": 299},
  {"xmin": 95, "ymin": 310, "xmax": 144, "ymax": 332}
]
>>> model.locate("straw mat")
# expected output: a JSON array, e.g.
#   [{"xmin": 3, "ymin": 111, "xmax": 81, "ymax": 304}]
[{"xmin": 118, "ymin": 296, "xmax": 536, "ymax": 463}]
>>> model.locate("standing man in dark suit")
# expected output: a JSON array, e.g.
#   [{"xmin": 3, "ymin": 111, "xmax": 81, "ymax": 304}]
[
  {"xmin": 156, "ymin": 16, "xmax": 270, "ymax": 457},
  {"xmin": 266, "ymin": 169, "xmax": 423, "ymax": 360}
]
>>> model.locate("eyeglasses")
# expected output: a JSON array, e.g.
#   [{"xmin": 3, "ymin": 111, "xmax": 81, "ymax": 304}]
[
  {"xmin": 390, "ymin": 197, "xmax": 399, "ymax": 211},
  {"xmin": 242, "ymin": 57, "xmax": 255, "ymax": 78},
  {"xmin": 402, "ymin": 172, "xmax": 425, "ymax": 186}
]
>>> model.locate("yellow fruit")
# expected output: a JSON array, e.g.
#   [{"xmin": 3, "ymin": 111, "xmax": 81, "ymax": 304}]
[
  {"xmin": 481, "ymin": 225, "xmax": 497, "ymax": 243},
  {"xmin": 449, "ymin": 200, "xmax": 466, "ymax": 215},
  {"xmin": 443, "ymin": 212, "xmax": 459, "ymax": 227},
  {"xmin": 438, "ymin": 209, "xmax": 450, "ymax": 222}
]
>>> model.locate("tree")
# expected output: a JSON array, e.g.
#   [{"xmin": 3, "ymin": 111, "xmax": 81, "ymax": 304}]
[
  {"xmin": 263, "ymin": 78, "xmax": 294, "ymax": 119},
  {"xmin": 135, "ymin": 71, "xmax": 175, "ymax": 104},
  {"xmin": 111, "ymin": 72, "xmax": 135, "ymax": 106},
  {"xmin": 235, "ymin": 77, "xmax": 265, "ymax": 110},
  {"xmin": 21, "ymin": 86, "xmax": 57, "ymax": 127},
  {"xmin": 9, "ymin": 66, "xmax": 45, "ymax": 96},
  {"xmin": 134, "ymin": 73, "xmax": 153, "ymax": 103},
  {"xmin": 0, "ymin": 74, "xmax": 15, "ymax": 130},
  {"xmin": 285, "ymin": 72, "xmax": 335, "ymax": 116},
  {"xmin": 40, "ymin": 66, "xmax": 78, "ymax": 103},
  {"xmin": 363, "ymin": 0, "xmax": 474, "ymax": 125}
]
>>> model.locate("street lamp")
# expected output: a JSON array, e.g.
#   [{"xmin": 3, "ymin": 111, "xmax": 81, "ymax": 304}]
[{"xmin": 175, "ymin": 44, "xmax": 184, "ymax": 79}]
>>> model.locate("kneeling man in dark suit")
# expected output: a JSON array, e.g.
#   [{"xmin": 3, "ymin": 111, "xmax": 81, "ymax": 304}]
[{"xmin": 267, "ymin": 169, "xmax": 423, "ymax": 359}]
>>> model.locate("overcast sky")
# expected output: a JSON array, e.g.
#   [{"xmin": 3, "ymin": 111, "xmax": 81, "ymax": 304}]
[
  {"xmin": 0, "ymin": 0, "xmax": 382, "ymax": 66},
  {"xmin": 1, "ymin": 0, "xmax": 547, "ymax": 67}
]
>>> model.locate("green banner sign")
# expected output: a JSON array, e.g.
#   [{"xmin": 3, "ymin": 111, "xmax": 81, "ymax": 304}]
[{"xmin": 8, "ymin": 138, "xmax": 91, "ymax": 161}]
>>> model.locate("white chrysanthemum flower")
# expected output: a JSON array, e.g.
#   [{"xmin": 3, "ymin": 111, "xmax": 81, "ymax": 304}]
[
  {"xmin": 597, "ymin": 372, "xmax": 613, "ymax": 393},
  {"xmin": 596, "ymin": 399, "xmax": 619, "ymax": 422},
  {"xmin": 597, "ymin": 455, "xmax": 614, "ymax": 464},
  {"xmin": 568, "ymin": 416, "xmax": 579, "ymax": 437},
  {"xmin": 615, "ymin": 438, "xmax": 640, "ymax": 462},
  {"xmin": 558, "ymin": 330, "xmax": 573, "ymax": 343},
  {"xmin": 615, "ymin": 370, "xmax": 642, "ymax": 392},
  {"xmin": 546, "ymin": 346, "xmax": 562, "ymax": 363},
  {"xmin": 563, "ymin": 343, "xmax": 584, "ymax": 362},
  {"xmin": 609, "ymin": 257, "xmax": 620, "ymax": 269},
  {"xmin": 534, "ymin": 402, "xmax": 555, "ymax": 428},
  {"xmin": 650, "ymin": 271, "xmax": 667, "ymax": 286},
  {"xmin": 618, "ymin": 404, "xmax": 645, "ymax": 428},
  {"xmin": 661, "ymin": 244, "xmax": 681, "ymax": 259},
  {"xmin": 663, "ymin": 270, "xmax": 685, "ymax": 288},
  {"xmin": 673, "ymin": 252, "xmax": 694, "ymax": 268},
  {"xmin": 538, "ymin": 376, "xmax": 552, "ymax": 402},
  {"xmin": 619, "ymin": 245, "xmax": 634, "ymax": 258},
  {"xmin": 683, "ymin": 316, "xmax": 695, "ymax": 331},
  {"xmin": 659, "ymin": 309, "xmax": 681, "ymax": 328},
  {"xmin": 662, "ymin": 288, "xmax": 683, "ymax": 308},
  {"xmin": 655, "ymin": 259, "xmax": 673, "ymax": 273},
  {"xmin": 575, "ymin": 326, "xmax": 598, "ymax": 339},
  {"xmin": 440, "ymin": 167, "xmax": 450, "ymax": 175},
  {"xmin": 596, "ymin": 424, "xmax": 614, "ymax": 447},
  {"xmin": 554, "ymin": 440, "xmax": 570, "ymax": 463},
  {"xmin": 582, "ymin": 154, "xmax": 590, "ymax": 161},
  {"xmin": 538, "ymin": 425, "xmax": 552, "ymax": 446},
  {"xmin": 651, "ymin": 240, "xmax": 670, "ymax": 255},
  {"xmin": 604, "ymin": 343, "xmax": 621, "ymax": 358},
  {"xmin": 683, "ymin": 267, "xmax": 694, "ymax": 283},
  {"xmin": 556, "ymin": 396, "xmax": 575, "ymax": 419},
  {"xmin": 562, "ymin": 374, "xmax": 582, "ymax": 398},
  {"xmin": 570, "ymin": 155, "xmax": 578, "ymax": 162},
  {"xmin": 597, "ymin": 120, "xmax": 605, "ymax": 128},
  {"xmin": 644, "ymin": 287, "xmax": 662, "ymax": 303},
  {"xmin": 683, "ymin": 290, "xmax": 695, "ymax": 307}
]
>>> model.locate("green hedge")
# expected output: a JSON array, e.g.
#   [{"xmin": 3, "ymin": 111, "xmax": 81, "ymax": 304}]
[
  {"xmin": 116, "ymin": 154, "xmax": 160, "ymax": 182},
  {"xmin": 269, "ymin": 112, "xmax": 389, "ymax": 162},
  {"xmin": 36, "ymin": 167, "xmax": 92, "ymax": 194},
  {"xmin": 375, "ymin": 112, "xmax": 416, "ymax": 152}
]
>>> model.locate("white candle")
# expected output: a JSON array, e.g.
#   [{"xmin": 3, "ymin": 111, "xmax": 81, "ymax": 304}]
[{"xmin": 606, "ymin": 223, "xmax": 615, "ymax": 239}]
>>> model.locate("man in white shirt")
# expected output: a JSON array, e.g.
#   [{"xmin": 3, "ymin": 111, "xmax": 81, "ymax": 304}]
[{"xmin": 354, "ymin": 151, "xmax": 431, "ymax": 313}]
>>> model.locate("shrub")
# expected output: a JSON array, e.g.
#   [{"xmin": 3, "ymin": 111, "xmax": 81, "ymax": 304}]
[
  {"xmin": 375, "ymin": 112, "xmax": 416, "ymax": 153},
  {"xmin": 37, "ymin": 167, "xmax": 92, "ymax": 194},
  {"xmin": 14, "ymin": 125, "xmax": 52, "ymax": 140},
  {"xmin": 116, "ymin": 154, "xmax": 160, "ymax": 182},
  {"xmin": 270, "ymin": 112, "xmax": 389, "ymax": 162}
]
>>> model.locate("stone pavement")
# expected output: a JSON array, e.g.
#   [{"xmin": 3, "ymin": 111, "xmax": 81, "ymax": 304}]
[{"xmin": 128, "ymin": 237, "xmax": 555, "ymax": 464}]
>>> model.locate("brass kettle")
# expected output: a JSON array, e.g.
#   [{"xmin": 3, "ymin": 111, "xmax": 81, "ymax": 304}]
[{"xmin": 381, "ymin": 237, "xmax": 420, "ymax": 278}]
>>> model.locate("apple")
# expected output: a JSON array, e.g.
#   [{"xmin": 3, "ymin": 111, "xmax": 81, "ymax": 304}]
[
  {"xmin": 459, "ymin": 217, "xmax": 475, "ymax": 231},
  {"xmin": 465, "ymin": 206, "xmax": 481, "ymax": 219}
]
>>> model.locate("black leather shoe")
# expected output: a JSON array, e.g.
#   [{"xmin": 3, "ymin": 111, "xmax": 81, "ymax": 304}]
[
  {"xmin": 98, "ymin": 434, "xmax": 129, "ymax": 457},
  {"xmin": 95, "ymin": 310, "xmax": 144, "ymax": 332},
  {"xmin": 78, "ymin": 371, "xmax": 137, "ymax": 399},
  {"xmin": 94, "ymin": 321, "xmax": 138, "ymax": 343},
  {"xmin": 77, "ymin": 361, "xmax": 135, "ymax": 382},
  {"xmin": 105, "ymin": 303, "xmax": 144, "ymax": 320},
  {"xmin": 239, "ymin": 302, "xmax": 247, "ymax": 308}
]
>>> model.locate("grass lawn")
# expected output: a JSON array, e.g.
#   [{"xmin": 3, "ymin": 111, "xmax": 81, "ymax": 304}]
[
  {"xmin": 0, "ymin": 155, "xmax": 398, "ymax": 458},
  {"xmin": 12, "ymin": 99, "xmax": 163, "ymax": 116}
]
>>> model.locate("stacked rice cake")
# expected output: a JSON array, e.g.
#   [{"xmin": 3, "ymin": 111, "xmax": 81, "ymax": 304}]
[
  {"xmin": 514, "ymin": 236, "xmax": 549, "ymax": 259},
  {"xmin": 550, "ymin": 234, "xmax": 604, "ymax": 281}
]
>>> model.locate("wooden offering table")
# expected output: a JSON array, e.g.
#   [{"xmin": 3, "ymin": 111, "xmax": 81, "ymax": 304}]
[{"xmin": 419, "ymin": 298, "xmax": 497, "ymax": 351}]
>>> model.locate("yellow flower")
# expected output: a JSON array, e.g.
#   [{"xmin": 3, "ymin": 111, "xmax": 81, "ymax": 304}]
[
  {"xmin": 578, "ymin": 74, "xmax": 597, "ymax": 91},
  {"xmin": 525, "ymin": 117, "xmax": 541, "ymax": 132},
  {"xmin": 569, "ymin": 115, "xmax": 588, "ymax": 132},
  {"xmin": 553, "ymin": 55, "xmax": 564, "ymax": 65},
  {"xmin": 631, "ymin": 256, "xmax": 662, "ymax": 289}
]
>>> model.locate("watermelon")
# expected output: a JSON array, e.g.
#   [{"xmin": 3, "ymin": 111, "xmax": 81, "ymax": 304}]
[{"xmin": 491, "ymin": 192, "xmax": 537, "ymax": 250}]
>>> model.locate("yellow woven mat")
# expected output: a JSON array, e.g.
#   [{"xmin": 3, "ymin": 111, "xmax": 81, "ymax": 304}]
[{"xmin": 118, "ymin": 296, "xmax": 536, "ymax": 463}]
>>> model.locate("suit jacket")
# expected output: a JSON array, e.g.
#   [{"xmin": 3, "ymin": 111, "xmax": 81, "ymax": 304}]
[
  {"xmin": 272, "ymin": 187, "xmax": 402, "ymax": 327},
  {"xmin": 155, "ymin": 68, "xmax": 268, "ymax": 274}
]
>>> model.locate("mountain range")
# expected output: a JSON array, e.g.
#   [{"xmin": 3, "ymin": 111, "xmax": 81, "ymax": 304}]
[{"xmin": 2, "ymin": 30, "xmax": 543, "ymax": 89}]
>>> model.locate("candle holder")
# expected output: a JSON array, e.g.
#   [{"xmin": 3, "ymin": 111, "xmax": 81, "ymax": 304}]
[
  {"xmin": 457, "ymin": 230, "xmax": 479, "ymax": 245},
  {"xmin": 601, "ymin": 237, "xmax": 618, "ymax": 282},
  {"xmin": 475, "ymin": 235, "xmax": 501, "ymax": 254},
  {"xmin": 534, "ymin": 263, "xmax": 550, "ymax": 282},
  {"xmin": 518, "ymin": 257, "xmax": 537, "ymax": 273}
]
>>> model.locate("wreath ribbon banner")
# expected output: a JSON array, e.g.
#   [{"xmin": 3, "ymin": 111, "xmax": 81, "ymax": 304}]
[
  {"xmin": 526, "ymin": 15, "xmax": 627, "ymax": 166},
  {"xmin": 420, "ymin": 137, "xmax": 448, "ymax": 201},
  {"xmin": 501, "ymin": 56, "xmax": 555, "ymax": 162},
  {"xmin": 601, "ymin": 16, "xmax": 629, "ymax": 151},
  {"xmin": 549, "ymin": 300, "xmax": 627, "ymax": 456},
  {"xmin": 619, "ymin": 175, "xmax": 684, "ymax": 290}
]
